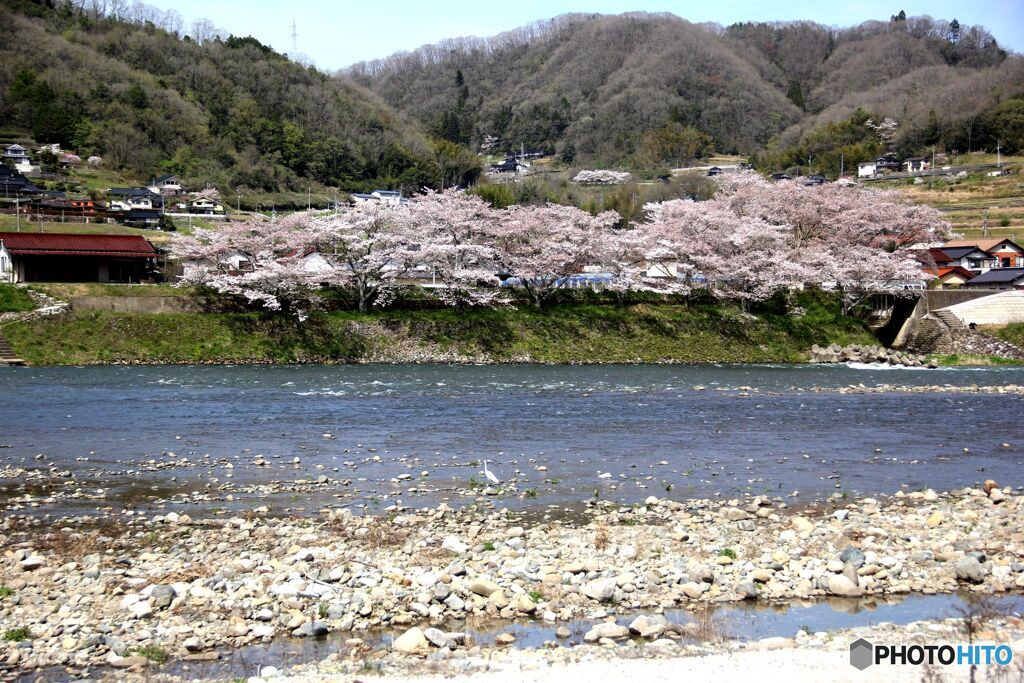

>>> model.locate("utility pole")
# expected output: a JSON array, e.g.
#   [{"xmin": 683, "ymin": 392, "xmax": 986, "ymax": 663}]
[
  {"xmin": 15, "ymin": 193, "xmax": 20, "ymax": 232},
  {"xmin": 929, "ymin": 146, "xmax": 936, "ymax": 189},
  {"xmin": 840, "ymin": 154, "xmax": 844, "ymax": 179},
  {"xmin": 307, "ymin": 187, "xmax": 311, "ymax": 211},
  {"xmin": 982, "ymin": 208, "xmax": 990, "ymax": 238},
  {"xmin": 997, "ymin": 141, "xmax": 1002, "ymax": 168}
]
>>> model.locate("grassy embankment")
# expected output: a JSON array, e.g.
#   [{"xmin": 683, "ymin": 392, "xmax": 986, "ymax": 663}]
[
  {"xmin": 0, "ymin": 290, "xmax": 877, "ymax": 366},
  {"xmin": 0, "ymin": 284, "xmax": 34, "ymax": 312}
]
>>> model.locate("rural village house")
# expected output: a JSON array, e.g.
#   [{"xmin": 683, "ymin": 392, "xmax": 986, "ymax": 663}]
[{"xmin": 0, "ymin": 232, "xmax": 158, "ymax": 283}]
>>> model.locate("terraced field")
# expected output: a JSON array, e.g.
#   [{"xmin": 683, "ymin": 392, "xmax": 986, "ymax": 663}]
[{"xmin": 879, "ymin": 153, "xmax": 1024, "ymax": 240}]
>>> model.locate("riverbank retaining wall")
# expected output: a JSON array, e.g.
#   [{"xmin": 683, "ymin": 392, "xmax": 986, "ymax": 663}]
[{"xmin": 69, "ymin": 296, "xmax": 195, "ymax": 314}]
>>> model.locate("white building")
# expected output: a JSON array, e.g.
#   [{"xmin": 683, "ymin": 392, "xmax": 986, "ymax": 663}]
[
  {"xmin": 857, "ymin": 161, "xmax": 877, "ymax": 178},
  {"xmin": 3, "ymin": 144, "xmax": 34, "ymax": 173},
  {"xmin": 351, "ymin": 190, "xmax": 403, "ymax": 207},
  {"xmin": 0, "ymin": 239, "xmax": 13, "ymax": 283}
]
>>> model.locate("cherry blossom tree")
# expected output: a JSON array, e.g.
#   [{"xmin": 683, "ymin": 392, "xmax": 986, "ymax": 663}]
[
  {"xmin": 490, "ymin": 203, "xmax": 619, "ymax": 309},
  {"xmin": 168, "ymin": 215, "xmax": 321, "ymax": 316},
  {"xmin": 573, "ymin": 170, "xmax": 632, "ymax": 185},
  {"xmin": 399, "ymin": 189, "xmax": 506, "ymax": 308},
  {"xmin": 641, "ymin": 199, "xmax": 809, "ymax": 302},
  {"xmin": 302, "ymin": 204, "xmax": 417, "ymax": 313}
]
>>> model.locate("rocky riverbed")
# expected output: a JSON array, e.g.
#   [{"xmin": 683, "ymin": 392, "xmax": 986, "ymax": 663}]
[{"xmin": 1, "ymin": 486, "xmax": 1022, "ymax": 681}]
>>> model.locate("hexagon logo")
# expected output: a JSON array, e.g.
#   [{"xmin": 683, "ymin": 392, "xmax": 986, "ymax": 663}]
[{"xmin": 850, "ymin": 638, "xmax": 874, "ymax": 670}]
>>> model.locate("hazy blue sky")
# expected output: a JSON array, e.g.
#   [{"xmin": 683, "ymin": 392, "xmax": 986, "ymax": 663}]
[{"xmin": 155, "ymin": 0, "xmax": 1023, "ymax": 70}]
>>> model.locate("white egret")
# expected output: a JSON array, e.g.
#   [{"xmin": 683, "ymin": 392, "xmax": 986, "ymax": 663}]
[{"xmin": 482, "ymin": 459, "xmax": 501, "ymax": 485}]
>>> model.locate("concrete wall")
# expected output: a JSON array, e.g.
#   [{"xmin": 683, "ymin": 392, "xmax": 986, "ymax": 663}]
[
  {"xmin": 926, "ymin": 289, "xmax": 1005, "ymax": 312},
  {"xmin": 937, "ymin": 291, "xmax": 1024, "ymax": 326},
  {"xmin": 69, "ymin": 296, "xmax": 194, "ymax": 314}
]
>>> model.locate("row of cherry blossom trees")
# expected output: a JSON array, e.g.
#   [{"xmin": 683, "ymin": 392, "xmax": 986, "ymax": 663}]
[{"xmin": 168, "ymin": 172, "xmax": 951, "ymax": 315}]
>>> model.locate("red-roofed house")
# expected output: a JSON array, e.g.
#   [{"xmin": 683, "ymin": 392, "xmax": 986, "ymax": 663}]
[
  {"xmin": 942, "ymin": 239, "xmax": 1024, "ymax": 270},
  {"xmin": 0, "ymin": 232, "xmax": 158, "ymax": 283}
]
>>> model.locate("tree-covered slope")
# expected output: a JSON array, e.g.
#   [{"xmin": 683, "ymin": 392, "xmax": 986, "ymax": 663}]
[
  {"xmin": 0, "ymin": 0, "xmax": 476, "ymax": 195},
  {"xmin": 350, "ymin": 12, "xmax": 1018, "ymax": 166}
]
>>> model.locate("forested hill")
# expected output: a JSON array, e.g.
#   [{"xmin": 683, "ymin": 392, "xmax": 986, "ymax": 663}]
[
  {"xmin": 0, "ymin": 0, "xmax": 480, "ymax": 196},
  {"xmin": 349, "ymin": 12, "xmax": 1021, "ymax": 166}
]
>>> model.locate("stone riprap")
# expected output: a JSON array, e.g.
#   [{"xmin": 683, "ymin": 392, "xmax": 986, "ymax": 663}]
[{"xmin": 809, "ymin": 344, "xmax": 937, "ymax": 368}]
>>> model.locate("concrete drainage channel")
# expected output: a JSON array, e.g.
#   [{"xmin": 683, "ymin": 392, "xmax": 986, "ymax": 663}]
[{"xmin": 24, "ymin": 591, "xmax": 1024, "ymax": 682}]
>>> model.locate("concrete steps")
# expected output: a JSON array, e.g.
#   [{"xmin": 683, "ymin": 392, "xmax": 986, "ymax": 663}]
[
  {"xmin": 0, "ymin": 331, "xmax": 25, "ymax": 365},
  {"xmin": 933, "ymin": 309, "xmax": 965, "ymax": 331}
]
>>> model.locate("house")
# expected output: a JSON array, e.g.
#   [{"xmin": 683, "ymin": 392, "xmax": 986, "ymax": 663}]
[
  {"xmin": 706, "ymin": 166, "xmax": 722, "ymax": 176},
  {"xmin": 3, "ymin": 144, "xmax": 32, "ymax": 172},
  {"xmin": 803, "ymin": 174, "xmax": 828, "ymax": 186},
  {"xmin": 932, "ymin": 266, "xmax": 975, "ymax": 289},
  {"xmin": 488, "ymin": 158, "xmax": 528, "ymax": 175},
  {"xmin": 22, "ymin": 196, "xmax": 105, "ymax": 219},
  {"xmin": 351, "ymin": 189, "xmax": 404, "ymax": 207},
  {"xmin": 0, "ymin": 166, "xmax": 43, "ymax": 197},
  {"xmin": 0, "ymin": 232, "xmax": 158, "ymax": 283},
  {"xmin": 516, "ymin": 147, "xmax": 546, "ymax": 159},
  {"xmin": 770, "ymin": 173, "xmax": 791, "ymax": 181},
  {"xmin": 963, "ymin": 267, "xmax": 1024, "ymax": 290},
  {"xmin": 903, "ymin": 157, "xmax": 930, "ymax": 173},
  {"xmin": 149, "ymin": 174, "xmax": 186, "ymax": 196},
  {"xmin": 875, "ymin": 154, "xmax": 901, "ymax": 173},
  {"xmin": 942, "ymin": 239, "xmax": 1024, "ymax": 270},
  {"xmin": 929, "ymin": 246, "xmax": 997, "ymax": 273},
  {"xmin": 121, "ymin": 209, "xmax": 163, "ymax": 228},
  {"xmin": 188, "ymin": 197, "xmax": 224, "ymax": 215},
  {"xmin": 857, "ymin": 161, "xmax": 877, "ymax": 178},
  {"xmin": 108, "ymin": 188, "xmax": 163, "ymax": 211}
]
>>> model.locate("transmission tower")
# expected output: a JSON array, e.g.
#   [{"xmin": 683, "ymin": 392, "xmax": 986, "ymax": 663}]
[{"xmin": 290, "ymin": 21, "xmax": 298, "ymax": 56}]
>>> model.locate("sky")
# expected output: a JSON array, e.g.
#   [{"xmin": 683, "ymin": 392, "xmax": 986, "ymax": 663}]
[{"xmin": 154, "ymin": 0, "xmax": 1024, "ymax": 71}]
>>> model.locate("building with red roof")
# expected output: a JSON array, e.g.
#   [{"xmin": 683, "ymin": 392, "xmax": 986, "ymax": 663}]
[{"xmin": 0, "ymin": 232, "xmax": 158, "ymax": 283}]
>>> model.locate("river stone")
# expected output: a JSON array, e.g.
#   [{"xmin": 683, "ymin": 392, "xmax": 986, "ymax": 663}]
[
  {"xmin": 183, "ymin": 637, "xmax": 203, "ymax": 652},
  {"xmin": 737, "ymin": 581, "xmax": 759, "ymax": 599},
  {"xmin": 467, "ymin": 579, "xmax": 501, "ymax": 597},
  {"xmin": 443, "ymin": 594, "xmax": 465, "ymax": 612},
  {"xmin": 827, "ymin": 574, "xmax": 863, "ymax": 597},
  {"xmin": 441, "ymin": 536, "xmax": 468, "ymax": 554},
  {"xmin": 628, "ymin": 614, "xmax": 668, "ymax": 638},
  {"xmin": 393, "ymin": 627, "xmax": 430, "ymax": 654},
  {"xmin": 723, "ymin": 507, "xmax": 751, "ymax": 521},
  {"xmin": 582, "ymin": 578, "xmax": 617, "ymax": 602},
  {"xmin": 839, "ymin": 546, "xmax": 866, "ymax": 568},
  {"xmin": 792, "ymin": 517, "xmax": 814, "ymax": 533},
  {"xmin": 955, "ymin": 557, "xmax": 987, "ymax": 583},
  {"xmin": 150, "ymin": 585, "xmax": 175, "ymax": 610},
  {"xmin": 680, "ymin": 582, "xmax": 706, "ymax": 599},
  {"xmin": 19, "ymin": 556, "xmax": 45, "ymax": 571},
  {"xmin": 422, "ymin": 627, "xmax": 451, "ymax": 648},
  {"xmin": 690, "ymin": 564, "xmax": 714, "ymax": 584},
  {"xmin": 584, "ymin": 622, "xmax": 629, "ymax": 642}
]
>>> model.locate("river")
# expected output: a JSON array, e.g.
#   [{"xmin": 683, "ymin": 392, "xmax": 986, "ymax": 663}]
[{"xmin": 1, "ymin": 363, "xmax": 1022, "ymax": 518}]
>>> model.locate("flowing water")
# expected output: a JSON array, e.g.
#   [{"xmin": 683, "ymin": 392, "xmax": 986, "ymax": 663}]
[{"xmin": 1, "ymin": 363, "xmax": 1022, "ymax": 517}]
